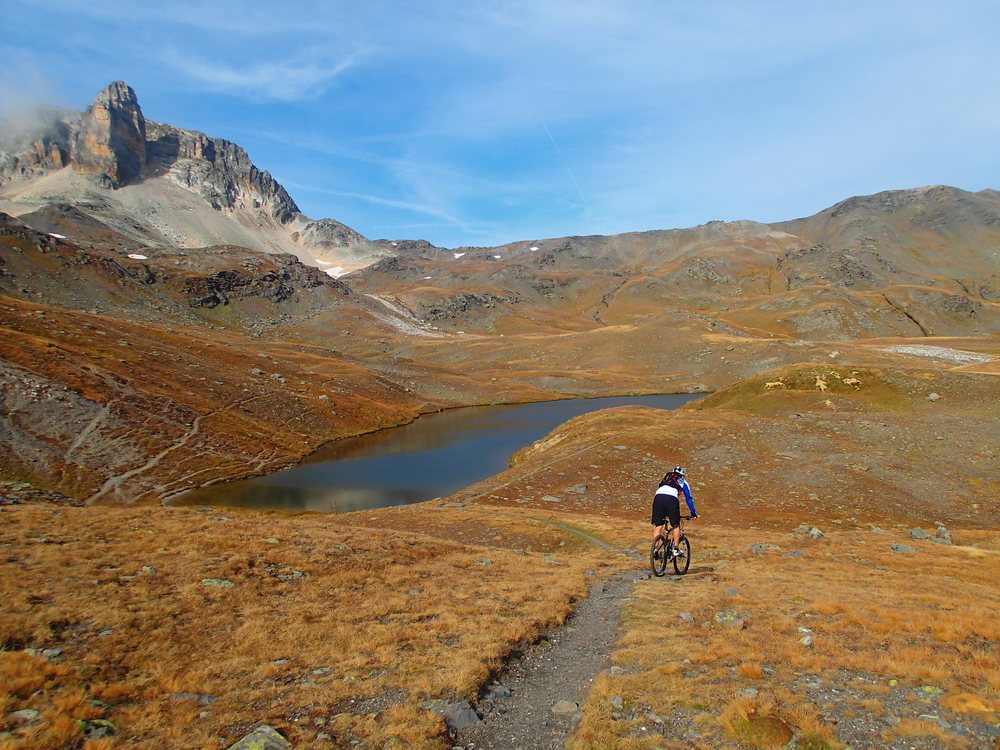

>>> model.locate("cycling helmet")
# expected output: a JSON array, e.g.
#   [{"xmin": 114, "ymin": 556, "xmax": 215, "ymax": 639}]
[{"xmin": 673, "ymin": 466, "xmax": 686, "ymax": 477}]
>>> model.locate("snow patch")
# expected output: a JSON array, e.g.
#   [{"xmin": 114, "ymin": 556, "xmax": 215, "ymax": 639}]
[
  {"xmin": 391, "ymin": 242, "xmax": 398, "ymax": 246},
  {"xmin": 324, "ymin": 267, "xmax": 347, "ymax": 278},
  {"xmin": 48, "ymin": 233, "xmax": 66, "ymax": 239},
  {"xmin": 127, "ymin": 253, "xmax": 148, "ymax": 260},
  {"xmin": 316, "ymin": 259, "xmax": 334, "ymax": 265},
  {"xmin": 880, "ymin": 345, "xmax": 994, "ymax": 365},
  {"xmin": 453, "ymin": 252, "xmax": 466, "ymax": 259},
  {"xmin": 493, "ymin": 255, "xmax": 502, "ymax": 259},
  {"xmin": 423, "ymin": 275, "xmax": 432, "ymax": 280},
  {"xmin": 530, "ymin": 246, "xmax": 539, "ymax": 251}
]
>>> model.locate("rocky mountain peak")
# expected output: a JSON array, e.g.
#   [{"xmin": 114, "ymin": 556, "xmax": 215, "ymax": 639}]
[{"xmin": 70, "ymin": 81, "xmax": 147, "ymax": 188}]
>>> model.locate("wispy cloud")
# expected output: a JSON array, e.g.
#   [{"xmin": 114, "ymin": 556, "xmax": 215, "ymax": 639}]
[{"xmin": 159, "ymin": 46, "xmax": 364, "ymax": 101}]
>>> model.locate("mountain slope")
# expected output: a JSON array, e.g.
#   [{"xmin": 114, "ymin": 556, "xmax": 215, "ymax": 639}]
[{"xmin": 0, "ymin": 82, "xmax": 388, "ymax": 271}]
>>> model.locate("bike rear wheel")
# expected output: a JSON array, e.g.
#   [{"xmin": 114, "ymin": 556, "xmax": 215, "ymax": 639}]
[
  {"xmin": 650, "ymin": 535, "xmax": 669, "ymax": 577},
  {"xmin": 672, "ymin": 536, "xmax": 691, "ymax": 574}
]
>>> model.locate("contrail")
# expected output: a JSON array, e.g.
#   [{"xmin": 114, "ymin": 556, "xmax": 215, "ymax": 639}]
[{"xmin": 541, "ymin": 118, "xmax": 590, "ymax": 211}]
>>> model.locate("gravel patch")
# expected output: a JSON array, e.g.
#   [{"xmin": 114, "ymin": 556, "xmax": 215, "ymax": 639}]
[{"xmin": 457, "ymin": 571, "xmax": 637, "ymax": 749}]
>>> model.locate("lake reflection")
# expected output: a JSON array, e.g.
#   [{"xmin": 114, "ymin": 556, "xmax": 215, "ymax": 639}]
[{"xmin": 175, "ymin": 393, "xmax": 702, "ymax": 513}]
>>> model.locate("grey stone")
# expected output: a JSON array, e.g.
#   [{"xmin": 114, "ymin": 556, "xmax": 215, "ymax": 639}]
[
  {"xmin": 725, "ymin": 587, "xmax": 739, "ymax": 596},
  {"xmin": 927, "ymin": 392, "xmax": 941, "ymax": 401},
  {"xmin": 807, "ymin": 527, "xmax": 824, "ymax": 539},
  {"xmin": 551, "ymin": 700, "xmax": 578, "ymax": 716},
  {"xmin": 678, "ymin": 612, "xmax": 694, "ymax": 623},
  {"xmin": 226, "ymin": 725, "xmax": 290, "ymax": 750},
  {"xmin": 935, "ymin": 526, "xmax": 952, "ymax": 545},
  {"xmin": 890, "ymin": 543, "xmax": 917, "ymax": 553},
  {"xmin": 800, "ymin": 635, "xmax": 814, "ymax": 647},
  {"xmin": 714, "ymin": 610, "xmax": 749, "ymax": 629},
  {"xmin": 484, "ymin": 682, "xmax": 511, "ymax": 701},
  {"xmin": 443, "ymin": 701, "xmax": 481, "ymax": 732},
  {"xmin": 541, "ymin": 495, "xmax": 562, "ymax": 503},
  {"xmin": 172, "ymin": 692, "xmax": 215, "ymax": 705},
  {"xmin": 41, "ymin": 648, "xmax": 62, "ymax": 658},
  {"xmin": 910, "ymin": 528, "xmax": 931, "ymax": 540},
  {"xmin": 609, "ymin": 695, "xmax": 624, "ymax": 710},
  {"xmin": 201, "ymin": 578, "xmax": 235, "ymax": 588},
  {"xmin": 738, "ymin": 688, "xmax": 759, "ymax": 699},
  {"xmin": 7, "ymin": 709, "xmax": 40, "ymax": 723},
  {"xmin": 782, "ymin": 550, "xmax": 804, "ymax": 558},
  {"xmin": 563, "ymin": 484, "xmax": 588, "ymax": 494},
  {"xmin": 794, "ymin": 524, "xmax": 811, "ymax": 534},
  {"xmin": 750, "ymin": 543, "xmax": 780, "ymax": 554},
  {"xmin": 476, "ymin": 557, "xmax": 493, "ymax": 565},
  {"xmin": 140, "ymin": 566, "xmax": 157, "ymax": 574}
]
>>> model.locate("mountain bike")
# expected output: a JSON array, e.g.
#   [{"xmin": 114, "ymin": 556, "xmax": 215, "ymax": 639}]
[{"xmin": 650, "ymin": 515, "xmax": 691, "ymax": 576}]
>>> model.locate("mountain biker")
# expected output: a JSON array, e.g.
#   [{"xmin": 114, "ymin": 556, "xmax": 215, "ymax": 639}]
[{"xmin": 651, "ymin": 466, "xmax": 698, "ymax": 556}]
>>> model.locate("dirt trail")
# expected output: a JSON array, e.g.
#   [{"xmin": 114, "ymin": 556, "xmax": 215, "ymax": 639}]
[{"xmin": 457, "ymin": 568, "xmax": 641, "ymax": 750}]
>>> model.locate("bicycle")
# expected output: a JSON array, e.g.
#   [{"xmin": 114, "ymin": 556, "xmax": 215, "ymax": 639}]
[{"xmin": 650, "ymin": 514, "xmax": 692, "ymax": 576}]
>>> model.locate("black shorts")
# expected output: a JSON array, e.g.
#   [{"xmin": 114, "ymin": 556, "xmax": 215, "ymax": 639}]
[{"xmin": 651, "ymin": 493, "xmax": 680, "ymax": 528}]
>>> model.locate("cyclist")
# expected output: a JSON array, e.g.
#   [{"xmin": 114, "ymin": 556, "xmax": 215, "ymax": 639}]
[{"xmin": 651, "ymin": 466, "xmax": 698, "ymax": 556}]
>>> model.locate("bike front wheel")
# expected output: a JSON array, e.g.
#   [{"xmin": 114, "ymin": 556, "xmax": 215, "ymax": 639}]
[
  {"xmin": 672, "ymin": 536, "xmax": 691, "ymax": 575},
  {"xmin": 650, "ymin": 535, "xmax": 669, "ymax": 577}
]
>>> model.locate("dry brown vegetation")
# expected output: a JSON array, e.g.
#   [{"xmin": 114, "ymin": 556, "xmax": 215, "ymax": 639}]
[
  {"xmin": 0, "ymin": 503, "xmax": 619, "ymax": 748},
  {"xmin": 570, "ymin": 524, "xmax": 999, "ymax": 749}
]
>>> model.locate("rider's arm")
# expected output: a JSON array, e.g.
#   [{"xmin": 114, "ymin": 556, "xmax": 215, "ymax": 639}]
[{"xmin": 681, "ymin": 479, "xmax": 697, "ymax": 516}]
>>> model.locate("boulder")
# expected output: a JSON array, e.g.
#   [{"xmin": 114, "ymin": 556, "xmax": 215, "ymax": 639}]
[
  {"xmin": 442, "ymin": 701, "xmax": 481, "ymax": 733},
  {"xmin": 226, "ymin": 725, "xmax": 290, "ymax": 750}
]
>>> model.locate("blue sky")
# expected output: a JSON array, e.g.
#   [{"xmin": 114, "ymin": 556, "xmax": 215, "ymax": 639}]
[{"xmin": 3, "ymin": 1, "xmax": 999, "ymax": 248}]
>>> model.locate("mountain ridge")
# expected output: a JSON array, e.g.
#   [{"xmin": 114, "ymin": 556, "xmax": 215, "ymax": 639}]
[{"xmin": 0, "ymin": 81, "xmax": 387, "ymax": 270}]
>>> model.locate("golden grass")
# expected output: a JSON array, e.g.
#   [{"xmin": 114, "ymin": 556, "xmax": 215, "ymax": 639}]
[
  {"xmin": 570, "ymin": 524, "xmax": 1000, "ymax": 749},
  {"xmin": 0, "ymin": 502, "xmax": 615, "ymax": 748}
]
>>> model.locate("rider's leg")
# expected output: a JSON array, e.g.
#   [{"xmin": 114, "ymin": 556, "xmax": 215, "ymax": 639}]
[
  {"xmin": 652, "ymin": 524, "xmax": 664, "ymax": 542},
  {"xmin": 671, "ymin": 524, "xmax": 682, "ymax": 549}
]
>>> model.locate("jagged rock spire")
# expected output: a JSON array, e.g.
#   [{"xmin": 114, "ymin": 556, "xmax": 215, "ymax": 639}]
[{"xmin": 70, "ymin": 81, "xmax": 147, "ymax": 188}]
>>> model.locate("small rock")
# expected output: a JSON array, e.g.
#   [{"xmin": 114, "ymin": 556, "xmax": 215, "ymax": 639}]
[
  {"xmin": 563, "ymin": 484, "xmax": 588, "ymax": 494},
  {"xmin": 541, "ymin": 495, "xmax": 562, "ymax": 503},
  {"xmin": 81, "ymin": 718, "xmax": 116, "ymax": 738},
  {"xmin": 443, "ymin": 701, "xmax": 482, "ymax": 732},
  {"xmin": 250, "ymin": 368, "xmax": 265, "ymax": 376},
  {"xmin": 41, "ymin": 648, "xmax": 62, "ymax": 659},
  {"xmin": 808, "ymin": 527, "xmax": 824, "ymax": 540},
  {"xmin": 646, "ymin": 711, "xmax": 666, "ymax": 726},
  {"xmin": 476, "ymin": 557, "xmax": 493, "ymax": 566},
  {"xmin": 263, "ymin": 538, "xmax": 280, "ymax": 545},
  {"xmin": 800, "ymin": 635, "xmax": 814, "ymax": 647},
  {"xmin": 890, "ymin": 543, "xmax": 917, "ymax": 553},
  {"xmin": 7, "ymin": 709, "xmax": 40, "ymax": 723},
  {"xmin": 609, "ymin": 695, "xmax": 624, "ymax": 710},
  {"xmin": 927, "ymin": 392, "xmax": 941, "ymax": 402},
  {"xmin": 484, "ymin": 682, "xmax": 511, "ymax": 701},
  {"xmin": 551, "ymin": 700, "xmax": 578, "ymax": 716},
  {"xmin": 750, "ymin": 543, "xmax": 780, "ymax": 554},
  {"xmin": 226, "ymin": 725, "xmax": 290, "ymax": 750},
  {"xmin": 738, "ymin": 688, "xmax": 759, "ymax": 699},
  {"xmin": 782, "ymin": 550, "xmax": 804, "ymax": 558},
  {"xmin": 141, "ymin": 566, "xmax": 157, "ymax": 574},
  {"xmin": 172, "ymin": 693, "xmax": 215, "ymax": 705},
  {"xmin": 607, "ymin": 666, "xmax": 625, "ymax": 675},
  {"xmin": 714, "ymin": 610, "xmax": 749, "ymax": 629},
  {"xmin": 200, "ymin": 578, "xmax": 235, "ymax": 588},
  {"xmin": 614, "ymin": 445, "xmax": 628, "ymax": 450},
  {"xmin": 910, "ymin": 528, "xmax": 930, "ymax": 540},
  {"xmin": 934, "ymin": 526, "xmax": 952, "ymax": 545},
  {"xmin": 724, "ymin": 587, "xmax": 739, "ymax": 597},
  {"xmin": 678, "ymin": 612, "xmax": 694, "ymax": 623},
  {"xmin": 794, "ymin": 523, "xmax": 812, "ymax": 533}
]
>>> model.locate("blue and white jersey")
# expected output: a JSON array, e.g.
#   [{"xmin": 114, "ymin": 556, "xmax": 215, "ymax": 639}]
[{"xmin": 655, "ymin": 477, "xmax": 697, "ymax": 516}]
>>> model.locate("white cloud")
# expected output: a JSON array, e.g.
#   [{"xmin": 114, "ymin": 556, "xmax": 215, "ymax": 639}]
[{"xmin": 159, "ymin": 46, "xmax": 364, "ymax": 101}]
